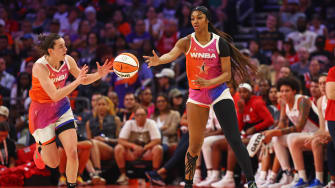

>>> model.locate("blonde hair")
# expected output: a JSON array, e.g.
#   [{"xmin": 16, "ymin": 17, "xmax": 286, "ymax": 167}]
[{"xmin": 94, "ymin": 96, "xmax": 116, "ymax": 118}]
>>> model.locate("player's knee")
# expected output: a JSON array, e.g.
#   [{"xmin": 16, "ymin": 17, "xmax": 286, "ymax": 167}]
[
  {"xmin": 48, "ymin": 158, "xmax": 60, "ymax": 168},
  {"xmin": 153, "ymin": 145, "xmax": 163, "ymax": 154},
  {"xmin": 115, "ymin": 144, "xmax": 125, "ymax": 153},
  {"xmin": 65, "ymin": 146, "xmax": 78, "ymax": 161}
]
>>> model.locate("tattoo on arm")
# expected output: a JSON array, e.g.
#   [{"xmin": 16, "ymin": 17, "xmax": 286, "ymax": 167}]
[
  {"xmin": 281, "ymin": 126, "xmax": 297, "ymax": 135},
  {"xmin": 296, "ymin": 98, "xmax": 311, "ymax": 132}
]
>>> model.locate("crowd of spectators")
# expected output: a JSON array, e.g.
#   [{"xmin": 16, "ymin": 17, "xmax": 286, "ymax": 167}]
[{"xmin": 0, "ymin": 0, "xmax": 335, "ymax": 187}]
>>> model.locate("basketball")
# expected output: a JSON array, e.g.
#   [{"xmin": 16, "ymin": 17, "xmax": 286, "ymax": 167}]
[{"xmin": 113, "ymin": 53, "xmax": 139, "ymax": 78}]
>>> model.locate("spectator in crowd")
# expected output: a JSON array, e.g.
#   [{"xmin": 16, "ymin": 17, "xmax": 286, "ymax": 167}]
[
  {"xmin": 287, "ymin": 16, "xmax": 317, "ymax": 53},
  {"xmin": 309, "ymin": 14, "xmax": 328, "ymax": 38},
  {"xmin": 299, "ymin": 59, "xmax": 321, "ymax": 94},
  {"xmin": 0, "ymin": 57, "xmax": 15, "ymax": 90},
  {"xmin": 152, "ymin": 94, "xmax": 180, "ymax": 153},
  {"xmin": 114, "ymin": 106, "xmax": 163, "ymax": 185},
  {"xmin": 61, "ymin": 9, "xmax": 80, "ymax": 36},
  {"xmin": 257, "ymin": 13, "xmax": 284, "ymax": 58},
  {"xmin": 154, "ymin": 68, "xmax": 176, "ymax": 98},
  {"xmin": 262, "ymin": 76, "xmax": 319, "ymax": 188},
  {"xmin": 0, "ymin": 122, "xmax": 16, "ymax": 168},
  {"xmin": 157, "ymin": 19, "xmax": 179, "ymax": 56},
  {"xmin": 169, "ymin": 88, "xmax": 186, "ymax": 116},
  {"xmin": 249, "ymin": 40, "xmax": 269, "ymax": 65},
  {"xmin": 278, "ymin": 66, "xmax": 292, "ymax": 80},
  {"xmin": 32, "ymin": 8, "xmax": 49, "ymax": 34},
  {"xmin": 0, "ymin": 105, "xmax": 15, "ymax": 140},
  {"xmin": 107, "ymin": 91, "xmax": 120, "ymax": 114},
  {"xmin": 85, "ymin": 96, "xmax": 121, "ymax": 183},
  {"xmin": 84, "ymin": 6, "xmax": 103, "ymax": 34},
  {"xmin": 10, "ymin": 72, "xmax": 31, "ymax": 107},
  {"xmin": 279, "ymin": 0, "xmax": 306, "ymax": 34},
  {"xmin": 138, "ymin": 88, "xmax": 155, "ymax": 118},
  {"xmin": 283, "ymin": 38, "xmax": 299, "ymax": 65},
  {"xmin": 100, "ymin": 22, "xmax": 118, "ymax": 48},
  {"xmin": 126, "ymin": 19, "xmax": 151, "ymax": 52},
  {"xmin": 176, "ymin": 2, "xmax": 193, "ymax": 38},
  {"xmin": 79, "ymin": 32, "xmax": 99, "ymax": 66},
  {"xmin": 291, "ymin": 47, "xmax": 310, "ymax": 76},
  {"xmin": 308, "ymin": 77, "xmax": 322, "ymax": 104},
  {"xmin": 71, "ymin": 20, "xmax": 91, "ymax": 50},
  {"xmin": 310, "ymin": 35, "xmax": 334, "ymax": 72},
  {"xmin": 117, "ymin": 93, "xmax": 138, "ymax": 123},
  {"xmin": 112, "ymin": 10, "xmax": 131, "ymax": 37},
  {"xmin": 144, "ymin": 6, "xmax": 163, "ymax": 41}
]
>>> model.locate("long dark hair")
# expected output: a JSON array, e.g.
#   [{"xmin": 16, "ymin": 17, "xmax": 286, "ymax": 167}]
[{"xmin": 191, "ymin": 6, "xmax": 257, "ymax": 86}]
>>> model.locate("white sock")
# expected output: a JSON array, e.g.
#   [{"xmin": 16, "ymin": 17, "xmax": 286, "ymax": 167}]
[
  {"xmin": 298, "ymin": 170, "xmax": 307, "ymax": 182},
  {"xmin": 270, "ymin": 171, "xmax": 277, "ymax": 179},
  {"xmin": 260, "ymin": 171, "xmax": 267, "ymax": 180},
  {"xmin": 225, "ymin": 170, "xmax": 233, "ymax": 179},
  {"xmin": 206, "ymin": 170, "xmax": 212, "ymax": 179},
  {"xmin": 195, "ymin": 169, "xmax": 201, "ymax": 178},
  {"xmin": 316, "ymin": 171, "xmax": 323, "ymax": 183},
  {"xmin": 212, "ymin": 170, "xmax": 220, "ymax": 178}
]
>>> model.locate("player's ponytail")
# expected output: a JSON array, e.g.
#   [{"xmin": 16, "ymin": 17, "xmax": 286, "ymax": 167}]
[
  {"xmin": 37, "ymin": 33, "xmax": 61, "ymax": 55},
  {"xmin": 208, "ymin": 22, "xmax": 257, "ymax": 87},
  {"xmin": 192, "ymin": 6, "xmax": 257, "ymax": 86}
]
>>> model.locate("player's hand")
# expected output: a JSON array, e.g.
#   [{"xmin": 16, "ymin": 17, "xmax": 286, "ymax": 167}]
[
  {"xmin": 76, "ymin": 65, "xmax": 88, "ymax": 84},
  {"xmin": 97, "ymin": 58, "xmax": 113, "ymax": 78},
  {"xmin": 262, "ymin": 129, "xmax": 281, "ymax": 144},
  {"xmin": 191, "ymin": 76, "xmax": 213, "ymax": 88},
  {"xmin": 143, "ymin": 50, "xmax": 161, "ymax": 67}
]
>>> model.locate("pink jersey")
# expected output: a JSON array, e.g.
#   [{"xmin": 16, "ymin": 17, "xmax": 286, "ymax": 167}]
[{"xmin": 186, "ymin": 32, "xmax": 222, "ymax": 89}]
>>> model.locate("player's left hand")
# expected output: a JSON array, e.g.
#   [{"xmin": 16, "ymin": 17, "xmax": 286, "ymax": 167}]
[
  {"xmin": 97, "ymin": 58, "xmax": 113, "ymax": 78},
  {"xmin": 262, "ymin": 129, "xmax": 281, "ymax": 144},
  {"xmin": 192, "ymin": 76, "xmax": 213, "ymax": 88}
]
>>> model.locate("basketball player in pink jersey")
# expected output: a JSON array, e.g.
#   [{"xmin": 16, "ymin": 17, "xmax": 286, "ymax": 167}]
[
  {"xmin": 29, "ymin": 33, "xmax": 112, "ymax": 188},
  {"xmin": 144, "ymin": 6, "xmax": 258, "ymax": 188}
]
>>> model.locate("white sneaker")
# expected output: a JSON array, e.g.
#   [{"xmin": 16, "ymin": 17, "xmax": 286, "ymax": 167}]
[
  {"xmin": 259, "ymin": 176, "xmax": 276, "ymax": 188},
  {"xmin": 324, "ymin": 180, "xmax": 335, "ymax": 188},
  {"xmin": 268, "ymin": 173, "xmax": 293, "ymax": 188},
  {"xmin": 211, "ymin": 175, "xmax": 235, "ymax": 188},
  {"xmin": 256, "ymin": 176, "xmax": 267, "ymax": 186},
  {"xmin": 281, "ymin": 173, "xmax": 299, "ymax": 188},
  {"xmin": 196, "ymin": 174, "xmax": 221, "ymax": 187}
]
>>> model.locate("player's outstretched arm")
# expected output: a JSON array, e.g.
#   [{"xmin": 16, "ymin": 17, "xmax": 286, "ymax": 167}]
[
  {"xmin": 143, "ymin": 37, "xmax": 188, "ymax": 67},
  {"xmin": 33, "ymin": 63, "xmax": 88, "ymax": 102},
  {"xmin": 68, "ymin": 55, "xmax": 113, "ymax": 85}
]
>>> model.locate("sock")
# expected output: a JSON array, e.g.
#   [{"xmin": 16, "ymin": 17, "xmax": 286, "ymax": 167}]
[
  {"xmin": 194, "ymin": 169, "xmax": 201, "ymax": 178},
  {"xmin": 298, "ymin": 170, "xmax": 307, "ymax": 182},
  {"xmin": 270, "ymin": 171, "xmax": 277, "ymax": 179},
  {"xmin": 283, "ymin": 169, "xmax": 292, "ymax": 176},
  {"xmin": 206, "ymin": 170, "xmax": 212, "ymax": 178},
  {"xmin": 67, "ymin": 182, "xmax": 76, "ymax": 188},
  {"xmin": 316, "ymin": 171, "xmax": 323, "ymax": 183},
  {"xmin": 225, "ymin": 170, "xmax": 234, "ymax": 179},
  {"xmin": 260, "ymin": 171, "xmax": 267, "ymax": 180},
  {"xmin": 212, "ymin": 170, "xmax": 220, "ymax": 178}
]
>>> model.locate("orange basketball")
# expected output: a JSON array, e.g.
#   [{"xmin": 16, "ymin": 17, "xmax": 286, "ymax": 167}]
[{"xmin": 113, "ymin": 53, "xmax": 139, "ymax": 78}]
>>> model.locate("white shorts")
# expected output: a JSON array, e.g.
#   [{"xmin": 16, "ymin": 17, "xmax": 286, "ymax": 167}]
[{"xmin": 32, "ymin": 109, "xmax": 76, "ymax": 145}]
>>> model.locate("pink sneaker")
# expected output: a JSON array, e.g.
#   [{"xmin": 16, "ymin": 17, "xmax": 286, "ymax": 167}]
[{"xmin": 33, "ymin": 145, "xmax": 45, "ymax": 169}]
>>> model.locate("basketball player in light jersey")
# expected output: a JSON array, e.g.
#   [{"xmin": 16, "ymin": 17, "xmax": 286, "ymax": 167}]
[
  {"xmin": 262, "ymin": 76, "xmax": 320, "ymax": 188},
  {"xmin": 144, "ymin": 6, "xmax": 258, "ymax": 188},
  {"xmin": 29, "ymin": 33, "xmax": 113, "ymax": 188}
]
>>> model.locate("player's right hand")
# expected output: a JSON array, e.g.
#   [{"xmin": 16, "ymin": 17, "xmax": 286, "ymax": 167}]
[{"xmin": 143, "ymin": 50, "xmax": 161, "ymax": 67}]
